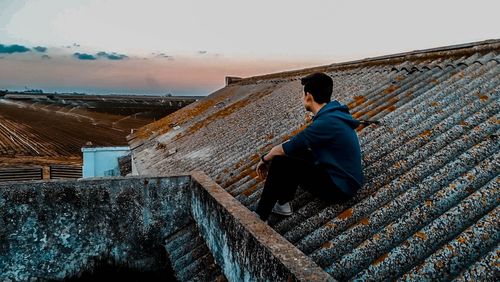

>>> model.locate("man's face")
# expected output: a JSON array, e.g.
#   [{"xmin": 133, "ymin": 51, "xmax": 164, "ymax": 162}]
[{"xmin": 303, "ymin": 91, "xmax": 313, "ymax": 112}]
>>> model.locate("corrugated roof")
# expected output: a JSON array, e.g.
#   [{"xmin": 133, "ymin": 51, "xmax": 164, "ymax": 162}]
[
  {"xmin": 165, "ymin": 221, "xmax": 227, "ymax": 281},
  {"xmin": 128, "ymin": 39, "xmax": 499, "ymax": 280}
]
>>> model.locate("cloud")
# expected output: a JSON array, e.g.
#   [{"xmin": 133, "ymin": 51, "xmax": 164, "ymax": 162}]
[
  {"xmin": 33, "ymin": 46, "xmax": 47, "ymax": 52},
  {"xmin": 41, "ymin": 54, "xmax": 51, "ymax": 59},
  {"xmin": 72, "ymin": 51, "xmax": 128, "ymax": 61},
  {"xmin": 97, "ymin": 51, "xmax": 128, "ymax": 60},
  {"xmin": 155, "ymin": 52, "xmax": 174, "ymax": 60},
  {"xmin": 73, "ymin": 52, "xmax": 96, "ymax": 60},
  {"xmin": 0, "ymin": 43, "xmax": 31, "ymax": 54}
]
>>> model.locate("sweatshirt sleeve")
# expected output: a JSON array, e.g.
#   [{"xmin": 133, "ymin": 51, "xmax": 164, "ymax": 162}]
[{"xmin": 282, "ymin": 120, "xmax": 329, "ymax": 156}]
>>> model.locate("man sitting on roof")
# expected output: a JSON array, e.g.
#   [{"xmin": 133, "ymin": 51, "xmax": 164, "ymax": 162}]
[{"xmin": 255, "ymin": 72, "xmax": 363, "ymax": 221}]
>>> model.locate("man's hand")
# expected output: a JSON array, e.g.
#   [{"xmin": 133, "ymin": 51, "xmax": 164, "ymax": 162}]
[
  {"xmin": 256, "ymin": 144, "xmax": 285, "ymax": 179},
  {"xmin": 256, "ymin": 160, "xmax": 268, "ymax": 179}
]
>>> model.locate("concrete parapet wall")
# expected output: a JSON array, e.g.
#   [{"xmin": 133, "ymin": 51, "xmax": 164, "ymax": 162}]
[
  {"xmin": 190, "ymin": 171, "xmax": 333, "ymax": 282},
  {"xmin": 1, "ymin": 173, "xmax": 332, "ymax": 281},
  {"xmin": 0, "ymin": 175, "xmax": 191, "ymax": 281}
]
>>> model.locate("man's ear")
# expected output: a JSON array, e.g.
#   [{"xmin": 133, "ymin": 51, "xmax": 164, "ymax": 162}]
[{"xmin": 305, "ymin": 92, "xmax": 314, "ymax": 103}]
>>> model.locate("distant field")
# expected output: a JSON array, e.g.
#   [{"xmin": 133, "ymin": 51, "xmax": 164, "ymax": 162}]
[{"xmin": 0, "ymin": 94, "xmax": 198, "ymax": 167}]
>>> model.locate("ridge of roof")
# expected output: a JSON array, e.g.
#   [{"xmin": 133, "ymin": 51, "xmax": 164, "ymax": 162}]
[{"xmin": 238, "ymin": 39, "xmax": 500, "ymax": 83}]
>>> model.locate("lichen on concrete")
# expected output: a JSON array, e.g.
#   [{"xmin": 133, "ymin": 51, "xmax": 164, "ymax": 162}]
[{"xmin": 0, "ymin": 176, "xmax": 191, "ymax": 281}]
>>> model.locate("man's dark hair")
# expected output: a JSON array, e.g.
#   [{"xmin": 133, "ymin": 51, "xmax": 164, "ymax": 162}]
[{"xmin": 300, "ymin": 72, "xmax": 333, "ymax": 104}]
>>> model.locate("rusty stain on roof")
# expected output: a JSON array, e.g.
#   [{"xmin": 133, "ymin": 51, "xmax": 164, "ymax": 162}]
[
  {"xmin": 321, "ymin": 241, "xmax": 333, "ymax": 249},
  {"xmin": 337, "ymin": 208, "xmax": 354, "ymax": 220},
  {"xmin": 415, "ymin": 231, "xmax": 428, "ymax": 241},
  {"xmin": 372, "ymin": 253, "xmax": 389, "ymax": 265},
  {"xmin": 359, "ymin": 218, "xmax": 370, "ymax": 225}
]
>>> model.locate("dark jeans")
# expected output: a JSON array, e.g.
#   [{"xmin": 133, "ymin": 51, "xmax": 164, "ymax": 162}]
[{"xmin": 255, "ymin": 155, "xmax": 350, "ymax": 221}]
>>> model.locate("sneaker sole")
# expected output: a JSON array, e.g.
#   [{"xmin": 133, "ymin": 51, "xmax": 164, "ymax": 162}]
[{"xmin": 272, "ymin": 209, "xmax": 293, "ymax": 216}]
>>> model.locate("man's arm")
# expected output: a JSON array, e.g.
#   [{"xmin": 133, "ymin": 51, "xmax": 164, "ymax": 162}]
[
  {"xmin": 262, "ymin": 143, "xmax": 285, "ymax": 163},
  {"xmin": 256, "ymin": 143, "xmax": 286, "ymax": 179}
]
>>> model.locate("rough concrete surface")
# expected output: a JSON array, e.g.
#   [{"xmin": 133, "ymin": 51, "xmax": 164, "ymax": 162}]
[{"xmin": 0, "ymin": 176, "xmax": 190, "ymax": 281}]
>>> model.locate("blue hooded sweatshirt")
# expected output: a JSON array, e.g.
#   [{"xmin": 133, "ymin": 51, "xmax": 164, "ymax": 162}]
[{"xmin": 282, "ymin": 100, "xmax": 363, "ymax": 196}]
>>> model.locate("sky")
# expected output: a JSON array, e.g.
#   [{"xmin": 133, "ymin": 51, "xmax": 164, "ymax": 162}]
[{"xmin": 0, "ymin": 0, "xmax": 499, "ymax": 96}]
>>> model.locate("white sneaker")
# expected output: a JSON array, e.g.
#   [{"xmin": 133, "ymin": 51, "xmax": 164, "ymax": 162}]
[{"xmin": 272, "ymin": 202, "xmax": 293, "ymax": 216}]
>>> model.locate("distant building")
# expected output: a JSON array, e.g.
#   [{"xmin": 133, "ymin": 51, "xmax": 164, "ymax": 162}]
[{"xmin": 81, "ymin": 146, "xmax": 131, "ymax": 178}]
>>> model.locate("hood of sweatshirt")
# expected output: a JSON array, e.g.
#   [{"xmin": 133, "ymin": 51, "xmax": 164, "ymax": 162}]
[{"xmin": 313, "ymin": 100, "xmax": 360, "ymax": 129}]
